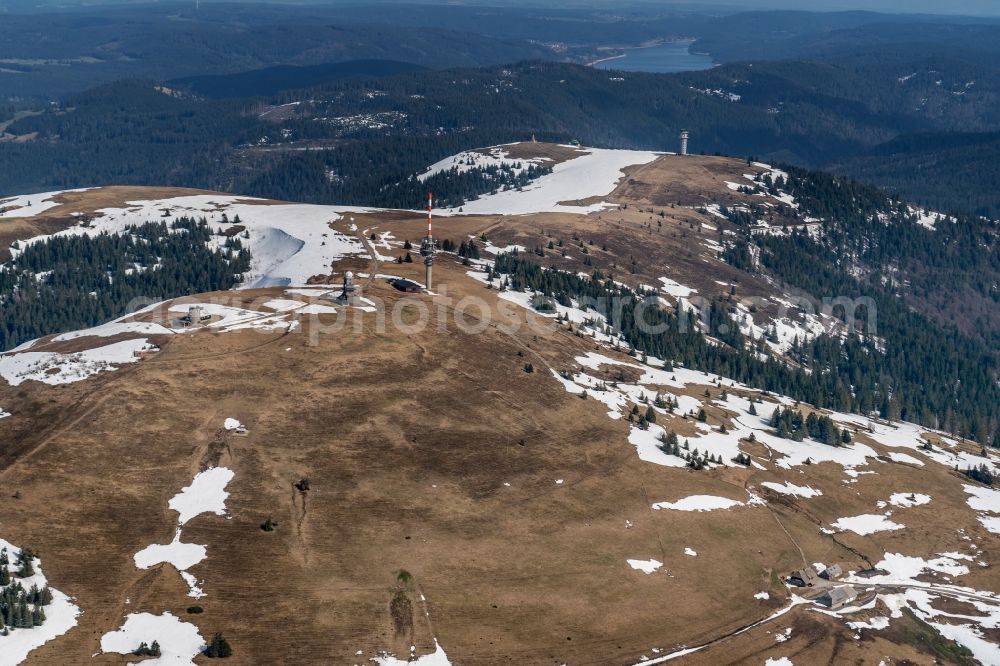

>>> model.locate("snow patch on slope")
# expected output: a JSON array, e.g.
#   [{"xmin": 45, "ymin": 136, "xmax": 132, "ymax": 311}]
[
  {"xmin": 434, "ymin": 146, "xmax": 659, "ymax": 215},
  {"xmin": 372, "ymin": 640, "xmax": 452, "ymax": 665},
  {"xmin": 0, "ymin": 338, "xmax": 155, "ymax": 386},
  {"xmin": 419, "ymin": 144, "xmax": 550, "ymax": 182},
  {"xmin": 963, "ymin": 485, "xmax": 1000, "ymax": 534},
  {"xmin": 651, "ymin": 495, "xmax": 750, "ymax": 512},
  {"xmin": 628, "ymin": 558, "xmax": 663, "ymax": 574},
  {"xmin": 11, "ymin": 194, "xmax": 367, "ymax": 288},
  {"xmin": 133, "ymin": 467, "xmax": 235, "ymax": 598},
  {"xmin": 52, "ymin": 321, "xmax": 173, "ymax": 341},
  {"xmin": 0, "ymin": 189, "xmax": 90, "ymax": 218},
  {"xmin": 830, "ymin": 514, "xmax": 904, "ymax": 536},
  {"xmin": 100, "ymin": 612, "xmax": 204, "ymax": 664},
  {"xmin": 761, "ymin": 481, "xmax": 822, "ymax": 498},
  {"xmin": 169, "ymin": 467, "xmax": 235, "ymax": 526}
]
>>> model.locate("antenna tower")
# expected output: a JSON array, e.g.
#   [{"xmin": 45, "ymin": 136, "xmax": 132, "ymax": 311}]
[{"xmin": 420, "ymin": 193, "xmax": 436, "ymax": 291}]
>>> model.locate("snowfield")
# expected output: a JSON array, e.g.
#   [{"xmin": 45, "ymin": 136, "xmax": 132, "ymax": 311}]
[
  {"xmin": 0, "ymin": 538, "xmax": 81, "ymax": 665},
  {"xmin": 543, "ymin": 349, "xmax": 882, "ymax": 474},
  {"xmin": 528, "ymin": 332, "xmax": 992, "ymax": 487},
  {"xmin": 133, "ymin": 532, "xmax": 208, "ymax": 600},
  {"xmin": 51, "ymin": 321, "xmax": 173, "ymax": 342},
  {"xmin": 372, "ymin": 640, "xmax": 452, "ymax": 666},
  {"xmin": 887, "ymin": 492, "xmax": 931, "ymax": 508},
  {"xmin": 419, "ymin": 144, "xmax": 551, "ymax": 182},
  {"xmin": 100, "ymin": 612, "xmax": 205, "ymax": 664},
  {"xmin": 837, "ymin": 551, "xmax": 1000, "ymax": 666},
  {"xmin": 964, "ymin": 484, "xmax": 1000, "ymax": 514},
  {"xmin": 2, "ymin": 290, "xmax": 359, "ymax": 383},
  {"xmin": 169, "ymin": 467, "xmax": 235, "ymax": 526},
  {"xmin": 963, "ymin": 485, "xmax": 1000, "ymax": 535},
  {"xmin": 658, "ymin": 277, "xmax": 697, "ymax": 299},
  {"xmin": 0, "ymin": 338, "xmax": 155, "ymax": 386},
  {"xmin": 133, "ymin": 467, "xmax": 235, "ymax": 599},
  {"xmin": 651, "ymin": 495, "xmax": 749, "ymax": 512},
  {"xmin": 0, "ymin": 189, "xmax": 90, "ymax": 218},
  {"xmin": 888, "ymin": 452, "xmax": 925, "ymax": 466},
  {"xmin": 627, "ymin": 558, "xmax": 663, "ymax": 574},
  {"xmin": 10, "ymin": 194, "xmax": 368, "ymax": 289},
  {"xmin": 908, "ymin": 205, "xmax": 955, "ymax": 231},
  {"xmin": 761, "ymin": 482, "xmax": 823, "ymax": 498},
  {"xmin": 830, "ymin": 514, "xmax": 904, "ymax": 536},
  {"xmin": 434, "ymin": 146, "xmax": 659, "ymax": 215},
  {"xmin": 134, "ymin": 534, "xmax": 207, "ymax": 575}
]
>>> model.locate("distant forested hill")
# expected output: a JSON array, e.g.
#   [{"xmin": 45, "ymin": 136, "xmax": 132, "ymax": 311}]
[
  {"xmin": 168, "ymin": 60, "xmax": 428, "ymax": 99},
  {"xmin": 833, "ymin": 132, "xmax": 1000, "ymax": 218},
  {"xmin": 0, "ymin": 82, "xmax": 257, "ymax": 194},
  {"xmin": 0, "ymin": 4, "xmax": 566, "ymax": 100},
  {"xmin": 3, "ymin": 54, "xmax": 1000, "ymax": 215},
  {"xmin": 691, "ymin": 11, "xmax": 1000, "ymax": 64}
]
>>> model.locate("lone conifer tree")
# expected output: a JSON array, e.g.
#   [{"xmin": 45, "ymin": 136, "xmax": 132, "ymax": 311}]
[
  {"xmin": 205, "ymin": 633, "xmax": 233, "ymax": 658},
  {"xmin": 17, "ymin": 550, "xmax": 34, "ymax": 578}
]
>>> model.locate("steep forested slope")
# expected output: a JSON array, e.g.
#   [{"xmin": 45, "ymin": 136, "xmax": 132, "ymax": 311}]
[{"xmin": 833, "ymin": 131, "xmax": 1000, "ymax": 217}]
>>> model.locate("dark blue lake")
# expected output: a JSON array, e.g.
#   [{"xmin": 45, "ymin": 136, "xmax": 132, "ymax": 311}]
[{"xmin": 593, "ymin": 42, "xmax": 714, "ymax": 73}]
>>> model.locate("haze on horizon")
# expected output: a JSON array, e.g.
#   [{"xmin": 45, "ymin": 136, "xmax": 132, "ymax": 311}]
[{"xmin": 2, "ymin": 0, "xmax": 1000, "ymax": 17}]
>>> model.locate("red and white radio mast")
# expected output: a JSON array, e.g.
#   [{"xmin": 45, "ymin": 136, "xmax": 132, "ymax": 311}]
[{"xmin": 419, "ymin": 192, "xmax": 436, "ymax": 290}]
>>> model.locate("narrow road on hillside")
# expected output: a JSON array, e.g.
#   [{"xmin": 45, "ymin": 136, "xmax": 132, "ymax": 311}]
[{"xmin": 350, "ymin": 219, "xmax": 382, "ymax": 288}]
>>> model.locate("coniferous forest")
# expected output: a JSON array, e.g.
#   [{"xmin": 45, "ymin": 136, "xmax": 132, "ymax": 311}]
[
  {"xmin": 490, "ymin": 249, "xmax": 1000, "ymax": 446},
  {"xmin": 0, "ymin": 218, "xmax": 250, "ymax": 351},
  {"xmin": 0, "ymin": 547, "xmax": 53, "ymax": 634},
  {"xmin": 725, "ymin": 168, "xmax": 1000, "ymax": 433}
]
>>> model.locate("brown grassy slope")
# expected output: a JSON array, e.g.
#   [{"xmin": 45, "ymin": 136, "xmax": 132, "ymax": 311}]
[
  {"xmin": 0, "ymin": 258, "xmax": 991, "ymax": 664},
  {"xmin": 0, "ymin": 156, "xmax": 995, "ymax": 664},
  {"xmin": 0, "ymin": 268, "xmax": 793, "ymax": 664}
]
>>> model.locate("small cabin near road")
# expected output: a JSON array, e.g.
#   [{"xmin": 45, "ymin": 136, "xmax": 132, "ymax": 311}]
[
  {"xmin": 820, "ymin": 585, "xmax": 858, "ymax": 610},
  {"xmin": 788, "ymin": 566, "xmax": 820, "ymax": 587},
  {"xmin": 390, "ymin": 278, "xmax": 423, "ymax": 293},
  {"xmin": 820, "ymin": 564, "xmax": 843, "ymax": 580}
]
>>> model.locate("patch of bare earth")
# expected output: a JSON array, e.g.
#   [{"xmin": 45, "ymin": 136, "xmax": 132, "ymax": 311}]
[{"xmin": 476, "ymin": 142, "xmax": 585, "ymax": 166}]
